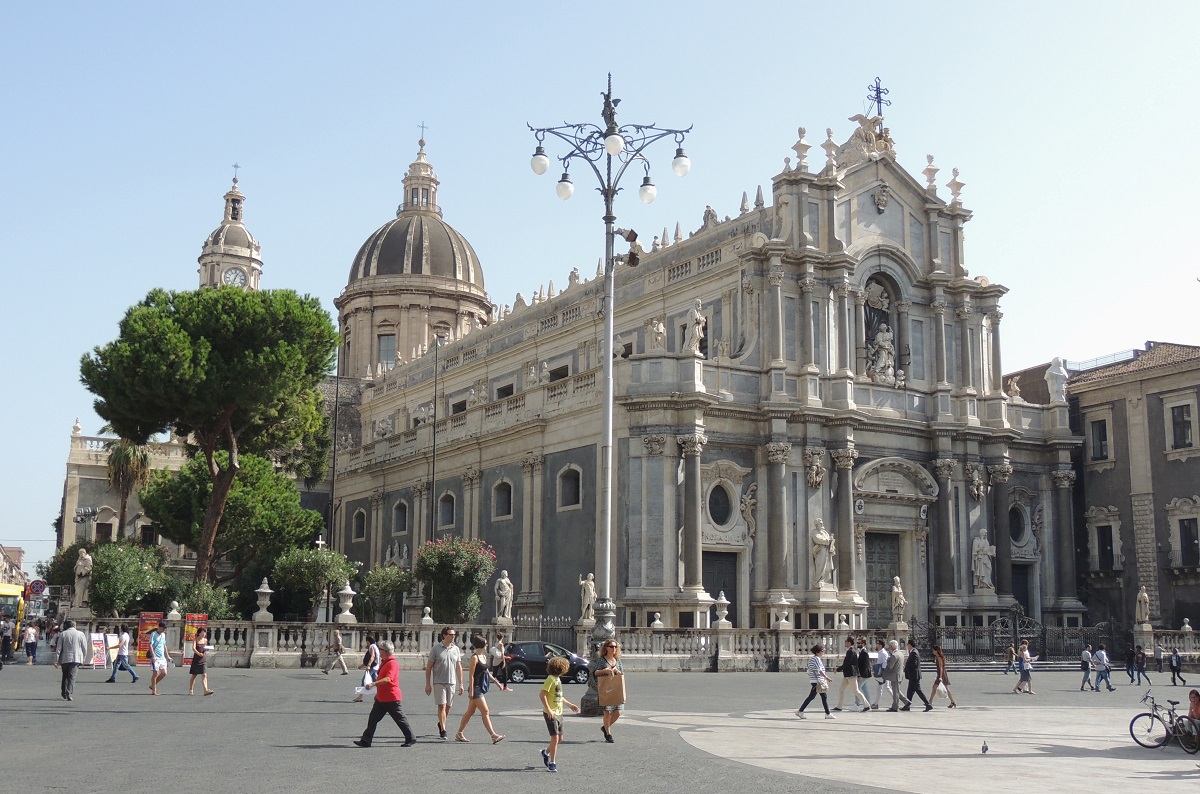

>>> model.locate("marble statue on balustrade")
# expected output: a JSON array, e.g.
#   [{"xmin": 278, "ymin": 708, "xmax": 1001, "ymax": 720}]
[
  {"xmin": 971, "ymin": 527, "xmax": 996, "ymax": 591},
  {"xmin": 867, "ymin": 324, "xmax": 896, "ymax": 384},
  {"xmin": 810, "ymin": 519, "xmax": 836, "ymax": 587},
  {"xmin": 1045, "ymin": 357, "xmax": 1069, "ymax": 403},
  {"xmin": 73, "ymin": 548, "xmax": 93, "ymax": 608},
  {"xmin": 1136, "ymin": 586, "xmax": 1151, "ymax": 625},
  {"xmin": 1182, "ymin": 618, "xmax": 1193, "ymax": 632},
  {"xmin": 685, "ymin": 299, "xmax": 706, "ymax": 355},
  {"xmin": 891, "ymin": 577, "xmax": 908, "ymax": 624},
  {"xmin": 579, "ymin": 573, "xmax": 597, "ymax": 621},
  {"xmin": 494, "ymin": 570, "xmax": 514, "ymax": 622},
  {"xmin": 837, "ymin": 614, "xmax": 850, "ymax": 630}
]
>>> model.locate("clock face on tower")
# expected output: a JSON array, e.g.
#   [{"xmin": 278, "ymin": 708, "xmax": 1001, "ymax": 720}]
[{"xmin": 222, "ymin": 267, "xmax": 248, "ymax": 287}]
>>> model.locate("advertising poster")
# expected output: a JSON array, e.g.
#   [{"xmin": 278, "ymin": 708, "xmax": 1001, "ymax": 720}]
[
  {"xmin": 136, "ymin": 611, "xmax": 164, "ymax": 666},
  {"xmin": 182, "ymin": 614, "xmax": 208, "ymax": 666},
  {"xmin": 89, "ymin": 633, "xmax": 107, "ymax": 668},
  {"xmin": 105, "ymin": 633, "xmax": 118, "ymax": 664}
]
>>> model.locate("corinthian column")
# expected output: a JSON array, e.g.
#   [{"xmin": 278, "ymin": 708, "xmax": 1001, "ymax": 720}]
[
  {"xmin": 768, "ymin": 263, "xmax": 785, "ymax": 365},
  {"xmin": 989, "ymin": 462, "xmax": 1013, "ymax": 596},
  {"xmin": 678, "ymin": 433, "xmax": 708, "ymax": 589},
  {"xmin": 932, "ymin": 459, "xmax": 956, "ymax": 595},
  {"xmin": 988, "ymin": 310, "xmax": 1004, "ymax": 395},
  {"xmin": 831, "ymin": 447, "xmax": 859, "ymax": 592},
  {"xmin": 1051, "ymin": 470, "xmax": 1078, "ymax": 602},
  {"xmin": 766, "ymin": 442, "xmax": 792, "ymax": 591}
]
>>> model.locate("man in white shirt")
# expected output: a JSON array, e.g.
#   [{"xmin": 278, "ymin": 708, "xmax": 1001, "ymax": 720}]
[
  {"xmin": 870, "ymin": 639, "xmax": 893, "ymax": 709},
  {"xmin": 105, "ymin": 624, "xmax": 138, "ymax": 683},
  {"xmin": 1092, "ymin": 643, "xmax": 1116, "ymax": 692}
]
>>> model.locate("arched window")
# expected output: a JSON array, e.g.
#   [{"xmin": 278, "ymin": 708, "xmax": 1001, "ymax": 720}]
[
  {"xmin": 558, "ymin": 467, "xmax": 582, "ymax": 510},
  {"xmin": 493, "ymin": 481, "xmax": 513, "ymax": 519},
  {"xmin": 439, "ymin": 493, "xmax": 455, "ymax": 528},
  {"xmin": 352, "ymin": 509, "xmax": 367, "ymax": 541},
  {"xmin": 392, "ymin": 501, "xmax": 408, "ymax": 535}
]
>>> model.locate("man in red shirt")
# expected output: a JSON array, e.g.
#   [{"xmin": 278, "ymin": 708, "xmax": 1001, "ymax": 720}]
[{"xmin": 354, "ymin": 640, "xmax": 417, "ymax": 747}]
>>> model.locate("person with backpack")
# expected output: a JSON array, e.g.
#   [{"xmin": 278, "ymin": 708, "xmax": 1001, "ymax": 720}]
[{"xmin": 353, "ymin": 635, "xmax": 380, "ymax": 702}]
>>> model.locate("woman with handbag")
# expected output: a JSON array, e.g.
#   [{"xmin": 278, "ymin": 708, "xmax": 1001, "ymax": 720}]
[
  {"xmin": 796, "ymin": 644, "xmax": 835, "ymax": 720},
  {"xmin": 594, "ymin": 640, "xmax": 625, "ymax": 742},
  {"xmin": 930, "ymin": 645, "xmax": 957, "ymax": 708},
  {"xmin": 354, "ymin": 635, "xmax": 380, "ymax": 703}
]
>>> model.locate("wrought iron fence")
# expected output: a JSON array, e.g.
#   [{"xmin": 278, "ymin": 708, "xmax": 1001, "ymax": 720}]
[{"xmin": 513, "ymin": 615, "xmax": 576, "ymax": 648}]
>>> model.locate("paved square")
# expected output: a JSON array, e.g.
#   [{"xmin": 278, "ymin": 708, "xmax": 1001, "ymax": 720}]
[{"xmin": 4, "ymin": 657, "xmax": 1198, "ymax": 793}]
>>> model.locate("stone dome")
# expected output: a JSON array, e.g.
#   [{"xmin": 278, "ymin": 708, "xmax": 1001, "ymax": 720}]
[
  {"xmin": 345, "ymin": 139, "xmax": 484, "ymax": 289},
  {"xmin": 205, "ymin": 221, "xmax": 256, "ymax": 251},
  {"xmin": 347, "ymin": 212, "xmax": 484, "ymax": 288}
]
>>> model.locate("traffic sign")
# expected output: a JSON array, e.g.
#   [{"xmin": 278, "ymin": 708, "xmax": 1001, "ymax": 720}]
[{"xmin": 28, "ymin": 579, "xmax": 46, "ymax": 595}]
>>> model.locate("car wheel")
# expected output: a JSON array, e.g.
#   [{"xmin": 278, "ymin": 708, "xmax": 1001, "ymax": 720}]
[
  {"xmin": 573, "ymin": 667, "xmax": 590, "ymax": 685},
  {"xmin": 508, "ymin": 665, "xmax": 528, "ymax": 684}
]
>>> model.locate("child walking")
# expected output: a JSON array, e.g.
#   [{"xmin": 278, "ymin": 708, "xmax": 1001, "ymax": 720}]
[
  {"xmin": 455, "ymin": 635, "xmax": 505, "ymax": 743},
  {"xmin": 539, "ymin": 656, "xmax": 580, "ymax": 772}
]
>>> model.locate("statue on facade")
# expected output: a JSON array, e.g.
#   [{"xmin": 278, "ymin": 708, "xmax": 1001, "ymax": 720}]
[
  {"xmin": 400, "ymin": 543, "xmax": 409, "ymax": 568},
  {"xmin": 810, "ymin": 519, "xmax": 836, "ymax": 586},
  {"xmin": 650, "ymin": 318, "xmax": 667, "ymax": 352},
  {"xmin": 967, "ymin": 465, "xmax": 986, "ymax": 502},
  {"xmin": 540, "ymin": 362, "xmax": 551, "ymax": 383},
  {"xmin": 568, "ymin": 267, "xmax": 581, "ymax": 288},
  {"xmin": 1045, "ymin": 357, "xmax": 1069, "ymax": 404},
  {"xmin": 73, "ymin": 548, "xmax": 94, "ymax": 607},
  {"xmin": 494, "ymin": 570, "xmax": 514, "ymax": 620},
  {"xmin": 867, "ymin": 323, "xmax": 896, "ymax": 384},
  {"xmin": 740, "ymin": 483, "xmax": 758, "ymax": 573},
  {"xmin": 685, "ymin": 299, "xmax": 707, "ymax": 355},
  {"xmin": 579, "ymin": 573, "xmax": 597, "ymax": 621},
  {"xmin": 1006, "ymin": 378, "xmax": 1023, "ymax": 402},
  {"xmin": 527, "ymin": 363, "xmax": 540, "ymax": 387},
  {"xmin": 891, "ymin": 576, "xmax": 907, "ymax": 623},
  {"xmin": 1136, "ymin": 586, "xmax": 1151, "ymax": 625},
  {"xmin": 971, "ymin": 527, "xmax": 996, "ymax": 591},
  {"xmin": 837, "ymin": 614, "xmax": 851, "ymax": 630},
  {"xmin": 1183, "ymin": 618, "xmax": 1193, "ymax": 632},
  {"xmin": 701, "ymin": 205, "xmax": 719, "ymax": 228}
]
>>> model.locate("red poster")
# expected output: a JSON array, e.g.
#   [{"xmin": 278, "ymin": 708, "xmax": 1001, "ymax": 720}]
[
  {"xmin": 182, "ymin": 614, "xmax": 208, "ymax": 666},
  {"xmin": 89, "ymin": 634, "xmax": 107, "ymax": 667},
  {"xmin": 136, "ymin": 611, "xmax": 163, "ymax": 666}
]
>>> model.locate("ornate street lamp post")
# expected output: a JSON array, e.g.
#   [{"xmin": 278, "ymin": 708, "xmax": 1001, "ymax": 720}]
[{"xmin": 529, "ymin": 74, "xmax": 690, "ymax": 714}]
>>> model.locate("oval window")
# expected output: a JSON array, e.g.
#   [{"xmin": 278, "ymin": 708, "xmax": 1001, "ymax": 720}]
[
  {"xmin": 1008, "ymin": 506, "xmax": 1025, "ymax": 543},
  {"xmin": 708, "ymin": 484, "xmax": 733, "ymax": 526}
]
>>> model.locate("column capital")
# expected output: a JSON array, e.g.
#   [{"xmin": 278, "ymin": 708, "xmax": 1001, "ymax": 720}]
[
  {"xmin": 988, "ymin": 309, "xmax": 1003, "ymax": 324},
  {"xmin": 931, "ymin": 298, "xmax": 947, "ymax": 316},
  {"xmin": 955, "ymin": 306, "xmax": 973, "ymax": 321},
  {"xmin": 833, "ymin": 283, "xmax": 853, "ymax": 298},
  {"xmin": 642, "ymin": 435, "xmax": 667, "ymax": 455},
  {"xmin": 463, "ymin": 466, "xmax": 480, "ymax": 487},
  {"xmin": 988, "ymin": 462, "xmax": 1013, "ymax": 485},
  {"xmin": 1050, "ymin": 470, "xmax": 1077, "ymax": 489},
  {"xmin": 413, "ymin": 479, "xmax": 430, "ymax": 497},
  {"xmin": 896, "ymin": 300, "xmax": 913, "ymax": 313},
  {"xmin": 799, "ymin": 277, "xmax": 817, "ymax": 294},
  {"xmin": 767, "ymin": 267, "xmax": 785, "ymax": 288},
  {"xmin": 852, "ymin": 289, "xmax": 867, "ymax": 306},
  {"xmin": 831, "ymin": 447, "xmax": 858, "ymax": 470},
  {"xmin": 766, "ymin": 441, "xmax": 792, "ymax": 464},
  {"xmin": 932, "ymin": 458, "xmax": 956, "ymax": 480},
  {"xmin": 370, "ymin": 488, "xmax": 386, "ymax": 509},
  {"xmin": 521, "ymin": 453, "xmax": 544, "ymax": 474},
  {"xmin": 677, "ymin": 433, "xmax": 708, "ymax": 457}
]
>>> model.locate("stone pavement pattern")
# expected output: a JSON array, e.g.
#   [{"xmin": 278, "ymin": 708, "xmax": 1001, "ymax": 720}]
[{"xmin": 3, "ymin": 656, "xmax": 1199, "ymax": 793}]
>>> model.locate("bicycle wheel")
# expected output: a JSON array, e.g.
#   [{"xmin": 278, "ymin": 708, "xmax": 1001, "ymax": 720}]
[
  {"xmin": 1130, "ymin": 713, "xmax": 1170, "ymax": 748},
  {"xmin": 1178, "ymin": 725, "xmax": 1200, "ymax": 755}
]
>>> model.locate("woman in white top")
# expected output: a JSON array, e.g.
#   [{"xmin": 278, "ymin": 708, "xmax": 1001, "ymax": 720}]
[
  {"xmin": 354, "ymin": 635, "xmax": 381, "ymax": 702},
  {"xmin": 796, "ymin": 644, "xmax": 835, "ymax": 719}
]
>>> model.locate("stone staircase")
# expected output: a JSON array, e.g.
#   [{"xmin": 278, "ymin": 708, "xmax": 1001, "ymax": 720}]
[{"xmin": 945, "ymin": 660, "xmax": 1081, "ymax": 673}]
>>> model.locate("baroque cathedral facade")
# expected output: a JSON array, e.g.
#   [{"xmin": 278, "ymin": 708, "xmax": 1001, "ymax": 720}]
[{"xmin": 63, "ymin": 115, "xmax": 1089, "ymax": 631}]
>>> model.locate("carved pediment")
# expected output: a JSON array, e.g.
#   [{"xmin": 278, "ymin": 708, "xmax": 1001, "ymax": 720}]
[{"xmin": 853, "ymin": 456, "xmax": 938, "ymax": 501}]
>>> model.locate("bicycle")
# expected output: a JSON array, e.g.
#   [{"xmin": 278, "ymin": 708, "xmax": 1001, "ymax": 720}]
[{"xmin": 1129, "ymin": 689, "xmax": 1200, "ymax": 754}]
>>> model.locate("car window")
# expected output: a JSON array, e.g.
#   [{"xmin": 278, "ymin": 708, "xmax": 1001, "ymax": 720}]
[
  {"xmin": 545, "ymin": 643, "xmax": 569, "ymax": 657},
  {"xmin": 510, "ymin": 643, "xmax": 534, "ymax": 657}
]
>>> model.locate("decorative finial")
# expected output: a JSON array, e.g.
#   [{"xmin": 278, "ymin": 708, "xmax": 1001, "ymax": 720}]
[
  {"xmin": 866, "ymin": 77, "xmax": 891, "ymax": 118},
  {"xmin": 821, "ymin": 128, "xmax": 839, "ymax": 174},
  {"xmin": 792, "ymin": 127, "xmax": 810, "ymax": 171},
  {"xmin": 661, "ymin": 226, "xmax": 670, "ymax": 247},
  {"xmin": 417, "ymin": 121, "xmax": 428, "ymax": 149},
  {"xmin": 947, "ymin": 167, "xmax": 965, "ymax": 204},
  {"xmin": 739, "ymin": 191, "xmax": 750, "ymax": 215},
  {"xmin": 754, "ymin": 185, "xmax": 764, "ymax": 209},
  {"xmin": 923, "ymin": 155, "xmax": 939, "ymax": 193},
  {"xmin": 674, "ymin": 222, "xmax": 683, "ymax": 244},
  {"xmin": 231, "ymin": 162, "xmax": 240, "ymax": 186}
]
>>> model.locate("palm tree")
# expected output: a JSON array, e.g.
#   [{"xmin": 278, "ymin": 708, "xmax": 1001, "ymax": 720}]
[{"xmin": 104, "ymin": 432, "xmax": 152, "ymax": 540}]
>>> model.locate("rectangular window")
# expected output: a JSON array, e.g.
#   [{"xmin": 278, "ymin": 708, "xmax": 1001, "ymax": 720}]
[
  {"xmin": 377, "ymin": 334, "xmax": 396, "ymax": 369},
  {"xmin": 1182, "ymin": 518, "xmax": 1200, "ymax": 567},
  {"xmin": 495, "ymin": 383, "xmax": 514, "ymax": 399},
  {"xmin": 451, "ymin": 400, "xmax": 467, "ymax": 415},
  {"xmin": 1173, "ymin": 404, "xmax": 1193, "ymax": 449},
  {"xmin": 911, "ymin": 319, "xmax": 925, "ymax": 381},
  {"xmin": 410, "ymin": 188, "xmax": 418, "ymax": 206},
  {"xmin": 548, "ymin": 365, "xmax": 569, "ymax": 382},
  {"xmin": 141, "ymin": 526, "xmax": 157, "ymax": 545},
  {"xmin": 421, "ymin": 188, "xmax": 430, "ymax": 206},
  {"xmin": 1091, "ymin": 420, "xmax": 1109, "ymax": 460},
  {"xmin": 95, "ymin": 522, "xmax": 113, "ymax": 543},
  {"xmin": 1097, "ymin": 525, "xmax": 1115, "ymax": 571}
]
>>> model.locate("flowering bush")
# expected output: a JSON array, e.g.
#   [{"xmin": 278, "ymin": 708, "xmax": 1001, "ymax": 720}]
[{"xmin": 413, "ymin": 537, "xmax": 497, "ymax": 622}]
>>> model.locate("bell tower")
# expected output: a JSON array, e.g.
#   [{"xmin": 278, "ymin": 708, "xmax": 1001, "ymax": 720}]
[{"xmin": 198, "ymin": 169, "xmax": 263, "ymax": 290}]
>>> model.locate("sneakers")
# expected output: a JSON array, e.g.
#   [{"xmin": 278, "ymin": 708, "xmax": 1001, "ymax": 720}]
[
  {"xmin": 832, "ymin": 707, "xmax": 842, "ymax": 712},
  {"xmin": 824, "ymin": 713, "xmax": 836, "ymax": 719},
  {"xmin": 900, "ymin": 705, "xmax": 911, "ymax": 711},
  {"xmin": 541, "ymin": 749, "xmax": 551, "ymax": 768},
  {"xmin": 924, "ymin": 704, "xmax": 934, "ymax": 712},
  {"xmin": 861, "ymin": 707, "xmax": 871, "ymax": 713},
  {"xmin": 323, "ymin": 669, "xmax": 329, "ymax": 675},
  {"xmin": 439, "ymin": 728, "xmax": 448, "ymax": 740},
  {"xmin": 870, "ymin": 704, "xmax": 879, "ymax": 710},
  {"xmin": 131, "ymin": 677, "xmax": 139, "ymax": 683},
  {"xmin": 795, "ymin": 708, "xmax": 806, "ymax": 719},
  {"xmin": 547, "ymin": 763, "xmax": 558, "ymax": 773}
]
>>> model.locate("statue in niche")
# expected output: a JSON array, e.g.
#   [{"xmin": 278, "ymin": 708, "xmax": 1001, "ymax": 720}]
[
  {"xmin": 494, "ymin": 570, "xmax": 514, "ymax": 620},
  {"xmin": 867, "ymin": 323, "xmax": 896, "ymax": 384},
  {"xmin": 527, "ymin": 363, "xmax": 540, "ymax": 387},
  {"xmin": 810, "ymin": 519, "xmax": 836, "ymax": 586},
  {"xmin": 971, "ymin": 527, "xmax": 996, "ymax": 591},
  {"xmin": 579, "ymin": 573, "xmax": 596, "ymax": 621},
  {"xmin": 740, "ymin": 484, "xmax": 758, "ymax": 573},
  {"xmin": 540, "ymin": 362, "xmax": 551, "ymax": 383},
  {"xmin": 1136, "ymin": 586, "xmax": 1151, "ymax": 625},
  {"xmin": 650, "ymin": 318, "xmax": 666, "ymax": 352},
  {"xmin": 891, "ymin": 576, "xmax": 907, "ymax": 623},
  {"xmin": 1045, "ymin": 357, "xmax": 1069, "ymax": 403},
  {"xmin": 837, "ymin": 614, "xmax": 851, "ymax": 630},
  {"xmin": 400, "ymin": 544, "xmax": 409, "ymax": 568},
  {"xmin": 685, "ymin": 299, "xmax": 707, "ymax": 355}
]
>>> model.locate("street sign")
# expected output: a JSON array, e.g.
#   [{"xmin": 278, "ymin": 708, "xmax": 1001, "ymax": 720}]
[{"xmin": 28, "ymin": 580, "xmax": 46, "ymax": 595}]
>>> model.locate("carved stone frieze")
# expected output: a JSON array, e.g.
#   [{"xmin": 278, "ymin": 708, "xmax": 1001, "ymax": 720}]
[
  {"xmin": 803, "ymin": 447, "xmax": 826, "ymax": 489},
  {"xmin": 854, "ymin": 525, "xmax": 866, "ymax": 563},
  {"xmin": 964, "ymin": 463, "xmax": 986, "ymax": 501},
  {"xmin": 914, "ymin": 525, "xmax": 928, "ymax": 565},
  {"xmin": 643, "ymin": 435, "xmax": 667, "ymax": 456}
]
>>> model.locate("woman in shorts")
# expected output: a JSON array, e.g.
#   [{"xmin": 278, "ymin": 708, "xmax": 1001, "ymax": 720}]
[{"xmin": 454, "ymin": 635, "xmax": 505, "ymax": 744}]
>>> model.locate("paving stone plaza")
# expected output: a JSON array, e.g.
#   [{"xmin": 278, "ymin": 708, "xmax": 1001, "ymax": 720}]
[{"xmin": 6, "ymin": 654, "xmax": 1198, "ymax": 793}]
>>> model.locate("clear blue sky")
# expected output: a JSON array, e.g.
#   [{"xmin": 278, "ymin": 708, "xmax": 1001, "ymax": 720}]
[{"xmin": 3, "ymin": 2, "xmax": 1197, "ymax": 574}]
